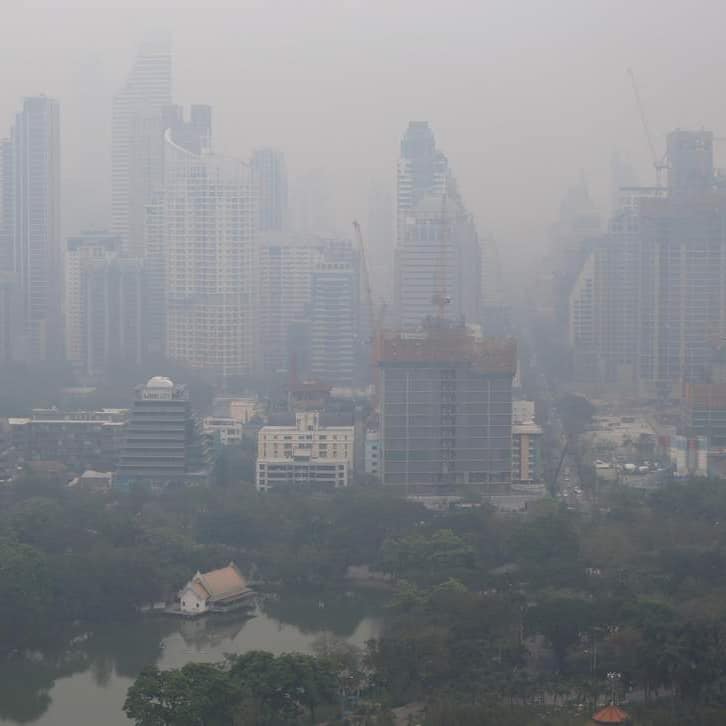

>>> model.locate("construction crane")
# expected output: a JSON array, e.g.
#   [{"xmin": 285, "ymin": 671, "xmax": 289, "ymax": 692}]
[
  {"xmin": 353, "ymin": 220, "xmax": 385, "ymax": 404},
  {"xmin": 627, "ymin": 67, "xmax": 668, "ymax": 187}
]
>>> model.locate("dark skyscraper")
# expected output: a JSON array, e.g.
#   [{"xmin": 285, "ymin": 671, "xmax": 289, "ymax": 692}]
[
  {"xmin": 3, "ymin": 96, "xmax": 63, "ymax": 362},
  {"xmin": 310, "ymin": 241, "xmax": 359, "ymax": 387}
]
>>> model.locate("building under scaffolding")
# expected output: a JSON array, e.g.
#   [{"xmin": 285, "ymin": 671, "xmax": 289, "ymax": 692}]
[{"xmin": 379, "ymin": 324, "xmax": 516, "ymax": 492}]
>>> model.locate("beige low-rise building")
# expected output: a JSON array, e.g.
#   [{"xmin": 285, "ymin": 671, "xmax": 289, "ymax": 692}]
[{"xmin": 256, "ymin": 411, "xmax": 354, "ymax": 491}]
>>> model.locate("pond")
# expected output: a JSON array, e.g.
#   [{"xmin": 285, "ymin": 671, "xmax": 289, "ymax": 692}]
[{"xmin": 0, "ymin": 588, "xmax": 386, "ymax": 725}]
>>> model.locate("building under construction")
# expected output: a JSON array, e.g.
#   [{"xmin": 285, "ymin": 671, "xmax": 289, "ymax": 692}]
[
  {"xmin": 570, "ymin": 129, "xmax": 726, "ymax": 397},
  {"xmin": 379, "ymin": 323, "xmax": 516, "ymax": 491}
]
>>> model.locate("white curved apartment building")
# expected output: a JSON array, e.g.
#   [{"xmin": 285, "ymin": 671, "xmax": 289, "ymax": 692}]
[{"xmin": 155, "ymin": 131, "xmax": 256, "ymax": 377}]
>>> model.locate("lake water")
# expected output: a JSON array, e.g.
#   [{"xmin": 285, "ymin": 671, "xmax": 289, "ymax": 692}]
[{"xmin": 0, "ymin": 589, "xmax": 386, "ymax": 725}]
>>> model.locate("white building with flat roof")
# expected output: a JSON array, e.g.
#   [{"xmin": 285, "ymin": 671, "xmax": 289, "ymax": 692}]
[{"xmin": 256, "ymin": 411, "xmax": 354, "ymax": 491}]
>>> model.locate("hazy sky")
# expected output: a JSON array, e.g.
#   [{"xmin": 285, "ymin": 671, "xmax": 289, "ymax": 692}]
[{"xmin": 1, "ymin": 0, "xmax": 725, "ymax": 269}]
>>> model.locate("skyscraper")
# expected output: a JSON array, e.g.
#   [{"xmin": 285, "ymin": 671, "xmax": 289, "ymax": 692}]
[
  {"xmin": 394, "ymin": 122, "xmax": 481, "ymax": 329},
  {"xmin": 65, "ymin": 231, "xmax": 145, "ymax": 377},
  {"xmin": 256, "ymin": 235, "xmax": 316, "ymax": 373},
  {"xmin": 112, "ymin": 35, "xmax": 172, "ymax": 256},
  {"xmin": 396, "ymin": 192, "xmax": 480, "ymax": 329},
  {"xmin": 144, "ymin": 105, "xmax": 214, "ymax": 359},
  {"xmin": 160, "ymin": 130, "xmax": 256, "ymax": 377},
  {"xmin": 4, "ymin": 97, "xmax": 63, "ymax": 362},
  {"xmin": 0, "ymin": 139, "xmax": 15, "ymax": 362},
  {"xmin": 251, "ymin": 148, "xmax": 288, "ymax": 232},
  {"xmin": 309, "ymin": 241, "xmax": 359, "ymax": 387}
]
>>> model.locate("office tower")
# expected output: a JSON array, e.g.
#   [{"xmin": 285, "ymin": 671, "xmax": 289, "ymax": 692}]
[
  {"xmin": 117, "ymin": 376, "xmax": 207, "ymax": 486},
  {"xmin": 160, "ymin": 130, "xmax": 256, "ymax": 377},
  {"xmin": 66, "ymin": 231, "xmax": 145, "ymax": 377},
  {"xmin": 366, "ymin": 182, "xmax": 394, "ymax": 305},
  {"xmin": 112, "ymin": 35, "xmax": 172, "ymax": 256},
  {"xmin": 310, "ymin": 242, "xmax": 358, "ymax": 387},
  {"xmin": 379, "ymin": 325, "xmax": 516, "ymax": 490},
  {"xmin": 395, "ymin": 122, "xmax": 481, "ymax": 329},
  {"xmin": 5, "ymin": 97, "xmax": 63, "ymax": 362},
  {"xmin": 256, "ymin": 236, "xmax": 315, "ymax": 373},
  {"xmin": 251, "ymin": 148, "xmax": 288, "ymax": 232}
]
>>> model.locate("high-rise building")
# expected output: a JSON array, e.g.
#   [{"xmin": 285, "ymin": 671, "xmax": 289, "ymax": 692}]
[
  {"xmin": 396, "ymin": 193, "xmax": 480, "ymax": 329},
  {"xmin": 569, "ymin": 129, "xmax": 726, "ymax": 397},
  {"xmin": 65, "ymin": 231, "xmax": 145, "ymax": 377},
  {"xmin": 112, "ymin": 35, "xmax": 172, "ymax": 256},
  {"xmin": 65, "ymin": 231, "xmax": 119, "ymax": 368},
  {"xmin": 159, "ymin": 130, "xmax": 256, "ymax": 377},
  {"xmin": 0, "ymin": 273, "xmax": 17, "ymax": 363},
  {"xmin": 143, "ymin": 104, "xmax": 213, "ymax": 355},
  {"xmin": 117, "ymin": 376, "xmax": 207, "ymax": 486},
  {"xmin": 0, "ymin": 139, "xmax": 14, "ymax": 273},
  {"xmin": 251, "ymin": 148, "xmax": 288, "ymax": 232},
  {"xmin": 310, "ymin": 242, "xmax": 359, "ymax": 387},
  {"xmin": 379, "ymin": 325, "xmax": 516, "ymax": 490},
  {"xmin": 0, "ymin": 139, "xmax": 16, "ymax": 362},
  {"xmin": 256, "ymin": 235, "xmax": 315, "ymax": 373},
  {"xmin": 394, "ymin": 122, "xmax": 481, "ymax": 329},
  {"xmin": 3, "ymin": 97, "xmax": 63, "ymax": 362}
]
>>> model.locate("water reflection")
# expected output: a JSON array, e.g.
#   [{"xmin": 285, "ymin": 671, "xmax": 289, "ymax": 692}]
[{"xmin": 0, "ymin": 587, "xmax": 386, "ymax": 725}]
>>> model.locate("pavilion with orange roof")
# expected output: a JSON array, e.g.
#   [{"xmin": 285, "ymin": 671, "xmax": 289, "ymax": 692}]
[{"xmin": 590, "ymin": 704, "xmax": 630, "ymax": 724}]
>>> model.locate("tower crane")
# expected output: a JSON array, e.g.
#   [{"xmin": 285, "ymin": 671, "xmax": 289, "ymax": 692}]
[{"xmin": 627, "ymin": 67, "xmax": 668, "ymax": 187}]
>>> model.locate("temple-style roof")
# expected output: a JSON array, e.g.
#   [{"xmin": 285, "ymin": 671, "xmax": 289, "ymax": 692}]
[
  {"xmin": 194, "ymin": 562, "xmax": 248, "ymax": 603},
  {"xmin": 591, "ymin": 704, "xmax": 629, "ymax": 724}
]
